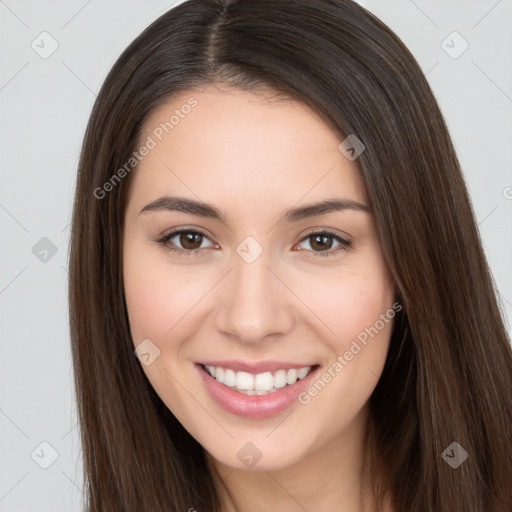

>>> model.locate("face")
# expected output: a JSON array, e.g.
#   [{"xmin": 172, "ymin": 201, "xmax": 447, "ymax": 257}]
[{"xmin": 123, "ymin": 84, "xmax": 397, "ymax": 472}]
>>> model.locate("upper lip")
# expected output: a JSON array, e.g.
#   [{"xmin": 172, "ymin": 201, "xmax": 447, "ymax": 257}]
[{"xmin": 197, "ymin": 360, "xmax": 318, "ymax": 374}]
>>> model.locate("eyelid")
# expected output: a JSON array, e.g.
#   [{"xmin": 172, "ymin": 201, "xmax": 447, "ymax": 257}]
[
  {"xmin": 299, "ymin": 225, "xmax": 353, "ymax": 240},
  {"xmin": 156, "ymin": 226, "xmax": 353, "ymax": 258},
  {"xmin": 157, "ymin": 225, "xmax": 352, "ymax": 243},
  {"xmin": 156, "ymin": 226, "xmax": 216, "ymax": 248},
  {"xmin": 294, "ymin": 229, "xmax": 352, "ymax": 256},
  {"xmin": 157, "ymin": 225, "xmax": 213, "ymax": 241}
]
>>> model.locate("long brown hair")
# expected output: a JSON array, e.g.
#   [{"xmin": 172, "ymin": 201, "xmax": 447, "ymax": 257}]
[{"xmin": 68, "ymin": 0, "xmax": 512, "ymax": 510}]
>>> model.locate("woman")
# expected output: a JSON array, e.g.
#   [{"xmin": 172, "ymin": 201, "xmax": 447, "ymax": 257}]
[{"xmin": 68, "ymin": 0, "xmax": 512, "ymax": 510}]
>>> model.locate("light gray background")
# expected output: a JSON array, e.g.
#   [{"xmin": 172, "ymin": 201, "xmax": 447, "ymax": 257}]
[{"xmin": 1, "ymin": 1, "xmax": 511, "ymax": 510}]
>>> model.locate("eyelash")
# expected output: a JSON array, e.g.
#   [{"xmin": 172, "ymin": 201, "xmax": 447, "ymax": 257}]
[{"xmin": 156, "ymin": 228, "xmax": 353, "ymax": 258}]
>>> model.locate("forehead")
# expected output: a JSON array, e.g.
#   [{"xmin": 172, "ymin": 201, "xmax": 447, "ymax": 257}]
[{"xmin": 129, "ymin": 85, "xmax": 367, "ymax": 212}]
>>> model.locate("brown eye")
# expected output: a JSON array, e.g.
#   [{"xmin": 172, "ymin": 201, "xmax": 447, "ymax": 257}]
[
  {"xmin": 297, "ymin": 231, "xmax": 352, "ymax": 257},
  {"xmin": 310, "ymin": 233, "xmax": 335, "ymax": 251},
  {"xmin": 157, "ymin": 229, "xmax": 215, "ymax": 256},
  {"xmin": 176, "ymin": 231, "xmax": 204, "ymax": 250}
]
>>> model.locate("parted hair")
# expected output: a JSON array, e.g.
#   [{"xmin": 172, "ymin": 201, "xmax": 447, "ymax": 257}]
[{"xmin": 68, "ymin": 0, "xmax": 512, "ymax": 510}]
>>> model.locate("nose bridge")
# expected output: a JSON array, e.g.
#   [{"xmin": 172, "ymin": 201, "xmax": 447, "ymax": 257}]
[{"xmin": 214, "ymin": 238, "xmax": 293, "ymax": 343}]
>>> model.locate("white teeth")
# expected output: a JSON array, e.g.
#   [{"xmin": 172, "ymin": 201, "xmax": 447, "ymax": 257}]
[
  {"xmin": 223, "ymin": 368, "xmax": 236, "ymax": 387},
  {"xmin": 236, "ymin": 371, "xmax": 254, "ymax": 390},
  {"xmin": 274, "ymin": 369, "xmax": 288, "ymax": 388},
  {"xmin": 215, "ymin": 367, "xmax": 225, "ymax": 384},
  {"xmin": 204, "ymin": 364, "xmax": 313, "ymax": 393},
  {"xmin": 297, "ymin": 367, "xmax": 310, "ymax": 379},
  {"xmin": 286, "ymin": 369, "xmax": 298, "ymax": 384},
  {"xmin": 254, "ymin": 372, "xmax": 274, "ymax": 391}
]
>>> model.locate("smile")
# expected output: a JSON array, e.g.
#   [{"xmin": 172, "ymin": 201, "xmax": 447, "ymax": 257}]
[
  {"xmin": 195, "ymin": 361, "xmax": 321, "ymax": 419},
  {"xmin": 202, "ymin": 364, "xmax": 313, "ymax": 395}
]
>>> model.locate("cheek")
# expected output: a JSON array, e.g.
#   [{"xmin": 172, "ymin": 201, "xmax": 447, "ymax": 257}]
[
  {"xmin": 123, "ymin": 246, "xmax": 204, "ymax": 416},
  {"xmin": 293, "ymin": 263, "xmax": 396, "ymax": 426},
  {"xmin": 124, "ymin": 266, "xmax": 171, "ymax": 343},
  {"xmin": 296, "ymin": 261, "xmax": 395, "ymax": 353},
  {"xmin": 123, "ymin": 241, "xmax": 205, "ymax": 345}
]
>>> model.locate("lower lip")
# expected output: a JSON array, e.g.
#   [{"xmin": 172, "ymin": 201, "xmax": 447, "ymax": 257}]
[{"xmin": 195, "ymin": 363, "xmax": 320, "ymax": 419}]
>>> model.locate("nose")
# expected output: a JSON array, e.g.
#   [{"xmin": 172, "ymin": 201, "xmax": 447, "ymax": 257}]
[{"xmin": 214, "ymin": 248, "xmax": 295, "ymax": 345}]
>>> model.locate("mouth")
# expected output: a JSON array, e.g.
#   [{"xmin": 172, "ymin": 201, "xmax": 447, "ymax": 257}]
[
  {"xmin": 195, "ymin": 362, "xmax": 321, "ymax": 419},
  {"xmin": 199, "ymin": 363, "xmax": 319, "ymax": 395}
]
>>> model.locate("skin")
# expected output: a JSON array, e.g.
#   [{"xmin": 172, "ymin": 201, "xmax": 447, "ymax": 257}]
[{"xmin": 123, "ymin": 84, "xmax": 396, "ymax": 512}]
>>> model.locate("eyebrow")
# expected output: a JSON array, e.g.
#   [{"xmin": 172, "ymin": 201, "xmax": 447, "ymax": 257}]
[{"xmin": 139, "ymin": 195, "xmax": 370, "ymax": 223}]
